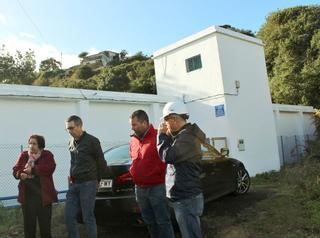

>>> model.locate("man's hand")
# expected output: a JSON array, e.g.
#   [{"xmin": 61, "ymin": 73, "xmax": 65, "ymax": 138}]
[
  {"xmin": 20, "ymin": 172, "xmax": 28, "ymax": 180},
  {"xmin": 23, "ymin": 166, "xmax": 32, "ymax": 175},
  {"xmin": 159, "ymin": 122, "xmax": 168, "ymax": 134}
]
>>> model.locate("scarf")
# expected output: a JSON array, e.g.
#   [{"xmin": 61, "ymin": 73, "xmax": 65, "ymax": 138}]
[{"xmin": 25, "ymin": 150, "xmax": 42, "ymax": 178}]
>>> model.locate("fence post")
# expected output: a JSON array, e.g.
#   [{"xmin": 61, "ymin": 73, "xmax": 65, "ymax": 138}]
[
  {"xmin": 20, "ymin": 145, "xmax": 23, "ymax": 153},
  {"xmin": 280, "ymin": 136, "xmax": 285, "ymax": 166},
  {"xmin": 294, "ymin": 135, "xmax": 299, "ymax": 161}
]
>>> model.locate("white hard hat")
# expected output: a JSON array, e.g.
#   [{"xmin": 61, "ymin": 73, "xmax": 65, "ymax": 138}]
[{"xmin": 162, "ymin": 101, "xmax": 189, "ymax": 119}]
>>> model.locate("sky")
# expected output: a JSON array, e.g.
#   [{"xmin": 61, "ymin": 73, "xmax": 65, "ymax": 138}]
[{"xmin": 0, "ymin": 0, "xmax": 319, "ymax": 68}]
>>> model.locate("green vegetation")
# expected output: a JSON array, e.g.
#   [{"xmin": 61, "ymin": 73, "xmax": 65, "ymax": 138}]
[
  {"xmin": 257, "ymin": 5, "xmax": 320, "ymax": 109},
  {"xmin": 0, "ymin": 49, "xmax": 156, "ymax": 94},
  {"xmin": 0, "ymin": 45, "xmax": 36, "ymax": 85},
  {"xmin": 0, "ymin": 204, "xmax": 23, "ymax": 235},
  {"xmin": 220, "ymin": 24, "xmax": 255, "ymax": 37}
]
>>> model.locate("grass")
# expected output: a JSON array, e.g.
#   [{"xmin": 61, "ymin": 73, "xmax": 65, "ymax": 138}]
[
  {"xmin": 201, "ymin": 137, "xmax": 320, "ymax": 238},
  {"xmin": 0, "ymin": 205, "xmax": 23, "ymax": 237}
]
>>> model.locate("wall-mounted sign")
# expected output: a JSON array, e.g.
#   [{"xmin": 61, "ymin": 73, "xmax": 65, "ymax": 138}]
[{"xmin": 215, "ymin": 104, "xmax": 225, "ymax": 117}]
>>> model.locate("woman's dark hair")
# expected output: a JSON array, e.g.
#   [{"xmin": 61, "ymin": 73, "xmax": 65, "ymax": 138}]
[{"xmin": 28, "ymin": 135, "xmax": 45, "ymax": 149}]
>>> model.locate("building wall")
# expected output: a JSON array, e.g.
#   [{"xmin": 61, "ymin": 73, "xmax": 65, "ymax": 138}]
[
  {"xmin": 154, "ymin": 33, "xmax": 224, "ymax": 99},
  {"xmin": 215, "ymin": 32, "xmax": 280, "ymax": 174},
  {"xmin": 273, "ymin": 104, "xmax": 315, "ymax": 136}
]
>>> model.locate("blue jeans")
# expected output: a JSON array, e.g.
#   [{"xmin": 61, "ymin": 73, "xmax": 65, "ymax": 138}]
[
  {"xmin": 135, "ymin": 184, "xmax": 175, "ymax": 238},
  {"xmin": 65, "ymin": 180, "xmax": 97, "ymax": 238},
  {"xmin": 170, "ymin": 193, "xmax": 204, "ymax": 238}
]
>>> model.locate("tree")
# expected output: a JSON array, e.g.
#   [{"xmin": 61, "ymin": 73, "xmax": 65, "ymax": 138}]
[
  {"xmin": 0, "ymin": 45, "xmax": 36, "ymax": 85},
  {"xmin": 129, "ymin": 59, "xmax": 156, "ymax": 94},
  {"xmin": 257, "ymin": 5, "xmax": 320, "ymax": 108},
  {"xmin": 119, "ymin": 50, "xmax": 128, "ymax": 60},
  {"xmin": 72, "ymin": 65, "xmax": 94, "ymax": 80},
  {"xmin": 301, "ymin": 30, "xmax": 320, "ymax": 107},
  {"xmin": 98, "ymin": 65, "xmax": 130, "ymax": 92},
  {"xmin": 39, "ymin": 58, "xmax": 61, "ymax": 72},
  {"xmin": 78, "ymin": 51, "xmax": 88, "ymax": 63}
]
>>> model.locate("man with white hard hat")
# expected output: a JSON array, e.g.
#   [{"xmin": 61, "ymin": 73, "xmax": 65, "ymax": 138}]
[{"xmin": 157, "ymin": 101, "xmax": 206, "ymax": 238}]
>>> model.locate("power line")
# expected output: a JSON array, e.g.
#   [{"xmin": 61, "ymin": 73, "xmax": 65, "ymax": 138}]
[{"xmin": 16, "ymin": 0, "xmax": 48, "ymax": 44}]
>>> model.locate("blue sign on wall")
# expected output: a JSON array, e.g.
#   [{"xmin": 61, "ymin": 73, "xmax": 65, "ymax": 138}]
[{"xmin": 215, "ymin": 104, "xmax": 225, "ymax": 117}]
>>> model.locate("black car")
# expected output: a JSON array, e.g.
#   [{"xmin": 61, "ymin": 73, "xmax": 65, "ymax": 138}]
[{"xmin": 93, "ymin": 143, "xmax": 250, "ymax": 225}]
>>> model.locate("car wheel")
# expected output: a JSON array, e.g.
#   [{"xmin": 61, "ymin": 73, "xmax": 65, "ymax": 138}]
[{"xmin": 235, "ymin": 167, "xmax": 250, "ymax": 194}]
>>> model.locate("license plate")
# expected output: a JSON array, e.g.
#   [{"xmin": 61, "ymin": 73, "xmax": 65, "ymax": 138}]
[{"xmin": 99, "ymin": 179, "xmax": 113, "ymax": 188}]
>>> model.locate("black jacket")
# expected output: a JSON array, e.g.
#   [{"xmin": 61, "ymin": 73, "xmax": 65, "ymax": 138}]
[
  {"xmin": 158, "ymin": 123, "xmax": 206, "ymax": 201},
  {"xmin": 69, "ymin": 131, "xmax": 107, "ymax": 183}
]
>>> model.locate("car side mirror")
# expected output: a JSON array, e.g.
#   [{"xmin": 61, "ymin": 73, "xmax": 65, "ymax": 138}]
[{"xmin": 220, "ymin": 147, "xmax": 229, "ymax": 157}]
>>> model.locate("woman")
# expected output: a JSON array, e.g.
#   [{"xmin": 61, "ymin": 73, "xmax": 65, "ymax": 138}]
[{"xmin": 13, "ymin": 135, "xmax": 57, "ymax": 238}]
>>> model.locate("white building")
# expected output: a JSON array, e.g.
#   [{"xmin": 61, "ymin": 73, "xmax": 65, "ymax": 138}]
[
  {"xmin": 153, "ymin": 26, "xmax": 315, "ymax": 175},
  {"xmin": 82, "ymin": 50, "xmax": 119, "ymax": 67}
]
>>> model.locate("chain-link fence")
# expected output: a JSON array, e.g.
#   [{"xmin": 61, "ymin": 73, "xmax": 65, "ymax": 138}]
[
  {"xmin": 0, "ymin": 141, "xmax": 127, "ymax": 207},
  {"xmin": 1, "ymin": 135, "xmax": 316, "ymax": 206},
  {"xmin": 277, "ymin": 134, "xmax": 316, "ymax": 166}
]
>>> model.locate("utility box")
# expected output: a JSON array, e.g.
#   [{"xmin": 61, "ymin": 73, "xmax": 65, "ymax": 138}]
[{"xmin": 238, "ymin": 139, "xmax": 245, "ymax": 151}]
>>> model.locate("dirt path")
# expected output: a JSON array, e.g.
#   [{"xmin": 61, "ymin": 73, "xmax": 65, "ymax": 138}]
[{"xmin": 96, "ymin": 185, "xmax": 277, "ymax": 238}]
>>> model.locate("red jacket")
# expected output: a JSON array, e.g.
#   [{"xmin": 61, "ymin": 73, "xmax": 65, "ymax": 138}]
[
  {"xmin": 129, "ymin": 124, "xmax": 166, "ymax": 187},
  {"xmin": 13, "ymin": 150, "xmax": 58, "ymax": 206}
]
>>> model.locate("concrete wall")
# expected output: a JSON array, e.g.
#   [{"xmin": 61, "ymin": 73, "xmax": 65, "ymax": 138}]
[
  {"xmin": 273, "ymin": 104, "xmax": 316, "ymax": 137},
  {"xmin": 0, "ymin": 84, "xmax": 173, "ymax": 197}
]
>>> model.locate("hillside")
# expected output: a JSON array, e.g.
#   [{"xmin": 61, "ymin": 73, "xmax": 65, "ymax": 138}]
[{"xmin": 32, "ymin": 52, "xmax": 157, "ymax": 94}]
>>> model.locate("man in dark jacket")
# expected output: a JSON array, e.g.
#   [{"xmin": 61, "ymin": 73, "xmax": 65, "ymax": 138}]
[
  {"xmin": 129, "ymin": 110, "xmax": 174, "ymax": 238},
  {"xmin": 64, "ymin": 115, "xmax": 107, "ymax": 238},
  {"xmin": 158, "ymin": 101, "xmax": 206, "ymax": 238}
]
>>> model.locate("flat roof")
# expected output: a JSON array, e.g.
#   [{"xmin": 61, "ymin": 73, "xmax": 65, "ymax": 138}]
[
  {"xmin": 0, "ymin": 84, "xmax": 174, "ymax": 104},
  {"xmin": 153, "ymin": 25, "xmax": 263, "ymax": 58},
  {"xmin": 273, "ymin": 104, "xmax": 315, "ymax": 113}
]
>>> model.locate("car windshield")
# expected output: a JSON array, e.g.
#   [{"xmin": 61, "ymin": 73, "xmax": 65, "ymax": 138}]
[{"xmin": 104, "ymin": 144, "xmax": 131, "ymax": 165}]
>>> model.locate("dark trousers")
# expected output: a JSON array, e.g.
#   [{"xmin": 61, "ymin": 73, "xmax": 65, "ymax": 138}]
[
  {"xmin": 64, "ymin": 180, "xmax": 97, "ymax": 238},
  {"xmin": 135, "ymin": 184, "xmax": 175, "ymax": 238},
  {"xmin": 22, "ymin": 199, "xmax": 52, "ymax": 238}
]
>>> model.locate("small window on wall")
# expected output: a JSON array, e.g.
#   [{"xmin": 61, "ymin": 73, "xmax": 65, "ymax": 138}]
[{"xmin": 185, "ymin": 54, "xmax": 202, "ymax": 72}]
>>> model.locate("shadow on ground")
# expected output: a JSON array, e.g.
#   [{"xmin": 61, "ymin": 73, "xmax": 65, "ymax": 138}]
[{"xmin": 97, "ymin": 185, "xmax": 275, "ymax": 238}]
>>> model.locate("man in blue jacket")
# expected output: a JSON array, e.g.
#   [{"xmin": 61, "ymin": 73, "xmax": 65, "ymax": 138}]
[{"xmin": 158, "ymin": 101, "xmax": 206, "ymax": 238}]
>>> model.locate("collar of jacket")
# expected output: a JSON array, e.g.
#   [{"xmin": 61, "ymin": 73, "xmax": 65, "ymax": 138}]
[
  {"xmin": 75, "ymin": 131, "xmax": 87, "ymax": 142},
  {"xmin": 171, "ymin": 123, "xmax": 190, "ymax": 138}
]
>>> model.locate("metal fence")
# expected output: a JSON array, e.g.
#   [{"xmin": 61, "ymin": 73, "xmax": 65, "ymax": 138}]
[
  {"xmin": 0, "ymin": 141, "xmax": 127, "ymax": 207},
  {"xmin": 277, "ymin": 134, "xmax": 316, "ymax": 166}
]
